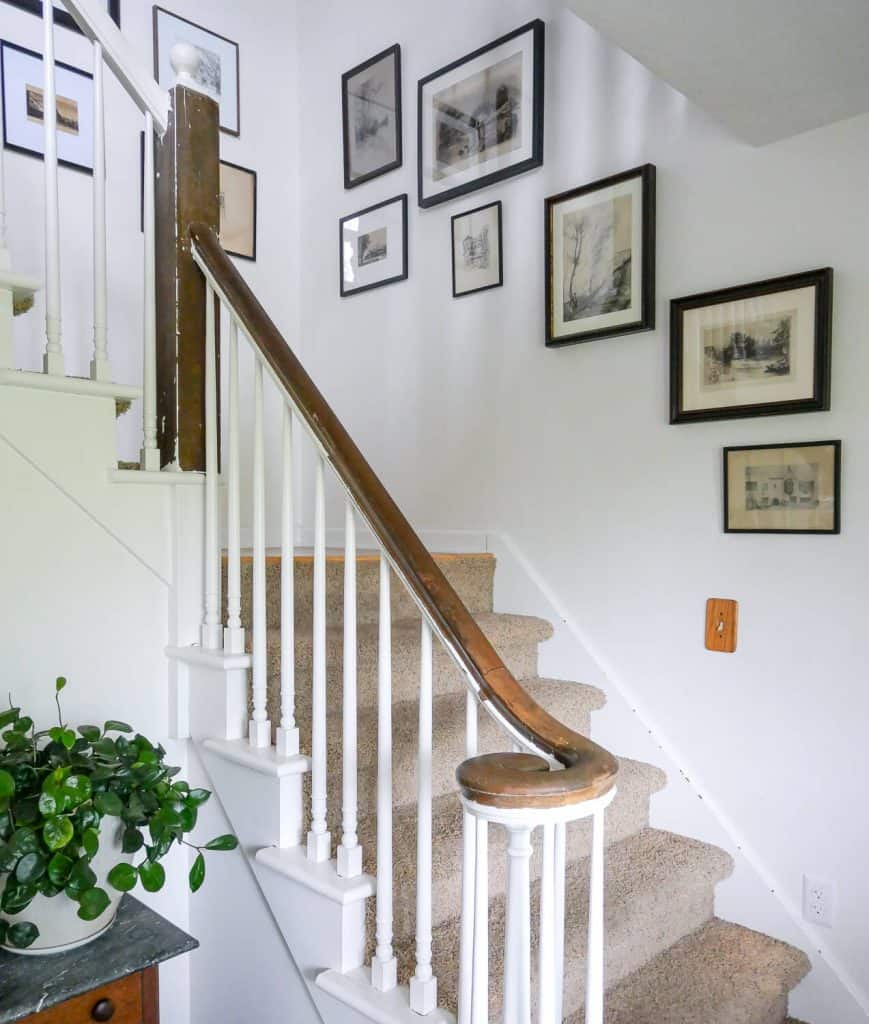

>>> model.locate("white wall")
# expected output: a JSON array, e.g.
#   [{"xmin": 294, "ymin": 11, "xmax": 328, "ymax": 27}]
[{"xmin": 293, "ymin": 1, "xmax": 869, "ymax": 1019}]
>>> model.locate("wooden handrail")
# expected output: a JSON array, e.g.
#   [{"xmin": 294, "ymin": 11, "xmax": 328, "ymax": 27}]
[{"xmin": 189, "ymin": 223, "xmax": 618, "ymax": 810}]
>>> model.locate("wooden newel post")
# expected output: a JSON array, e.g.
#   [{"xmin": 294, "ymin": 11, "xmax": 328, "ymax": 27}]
[{"xmin": 155, "ymin": 44, "xmax": 220, "ymax": 470}]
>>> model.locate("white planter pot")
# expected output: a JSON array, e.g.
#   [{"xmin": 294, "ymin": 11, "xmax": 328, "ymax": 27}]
[{"xmin": 1, "ymin": 816, "xmax": 133, "ymax": 955}]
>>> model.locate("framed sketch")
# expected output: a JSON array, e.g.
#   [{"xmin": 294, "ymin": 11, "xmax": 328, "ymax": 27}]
[
  {"xmin": 1, "ymin": 0, "xmax": 120, "ymax": 33},
  {"xmin": 724, "ymin": 440, "xmax": 841, "ymax": 535},
  {"xmin": 340, "ymin": 194, "xmax": 407, "ymax": 297},
  {"xmin": 342, "ymin": 44, "xmax": 401, "ymax": 189},
  {"xmin": 418, "ymin": 19, "xmax": 544, "ymax": 209},
  {"xmin": 219, "ymin": 160, "xmax": 256, "ymax": 260},
  {"xmin": 545, "ymin": 164, "xmax": 655, "ymax": 347},
  {"xmin": 451, "ymin": 200, "xmax": 502, "ymax": 298},
  {"xmin": 153, "ymin": 6, "xmax": 240, "ymax": 136},
  {"xmin": 671, "ymin": 268, "xmax": 833, "ymax": 424},
  {"xmin": 1, "ymin": 41, "xmax": 93, "ymax": 174}
]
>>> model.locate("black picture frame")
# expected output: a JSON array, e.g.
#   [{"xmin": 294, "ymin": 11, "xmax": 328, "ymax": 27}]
[
  {"xmin": 219, "ymin": 159, "xmax": 257, "ymax": 262},
  {"xmin": 0, "ymin": 40, "xmax": 94, "ymax": 175},
  {"xmin": 545, "ymin": 164, "xmax": 656, "ymax": 347},
  {"xmin": 671, "ymin": 267, "xmax": 833, "ymax": 424},
  {"xmin": 152, "ymin": 6, "xmax": 240, "ymax": 137},
  {"xmin": 1, "ymin": 0, "xmax": 120, "ymax": 33},
  {"xmin": 417, "ymin": 19, "xmax": 544, "ymax": 209},
  {"xmin": 339, "ymin": 193, "xmax": 408, "ymax": 298},
  {"xmin": 451, "ymin": 199, "xmax": 503, "ymax": 298},
  {"xmin": 723, "ymin": 440, "xmax": 841, "ymax": 535},
  {"xmin": 342, "ymin": 43, "xmax": 402, "ymax": 190}
]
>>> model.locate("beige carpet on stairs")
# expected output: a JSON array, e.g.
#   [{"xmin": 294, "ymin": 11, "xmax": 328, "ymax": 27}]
[{"xmin": 227, "ymin": 552, "xmax": 811, "ymax": 1022}]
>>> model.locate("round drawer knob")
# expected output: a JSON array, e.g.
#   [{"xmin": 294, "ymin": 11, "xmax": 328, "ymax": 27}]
[{"xmin": 91, "ymin": 999, "xmax": 116, "ymax": 1021}]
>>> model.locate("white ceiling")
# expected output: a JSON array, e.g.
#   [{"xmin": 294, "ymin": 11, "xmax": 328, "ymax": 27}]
[{"xmin": 565, "ymin": 0, "xmax": 869, "ymax": 144}]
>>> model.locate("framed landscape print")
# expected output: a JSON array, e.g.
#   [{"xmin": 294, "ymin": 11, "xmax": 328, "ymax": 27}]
[
  {"xmin": 340, "ymin": 194, "xmax": 407, "ymax": 297},
  {"xmin": 418, "ymin": 19, "xmax": 544, "ymax": 209},
  {"xmin": 724, "ymin": 441, "xmax": 841, "ymax": 535},
  {"xmin": 1, "ymin": 41, "xmax": 94, "ymax": 174},
  {"xmin": 153, "ymin": 6, "xmax": 240, "ymax": 136},
  {"xmin": 545, "ymin": 164, "xmax": 655, "ymax": 346},
  {"xmin": 219, "ymin": 160, "xmax": 256, "ymax": 260},
  {"xmin": 451, "ymin": 200, "xmax": 502, "ymax": 297},
  {"xmin": 342, "ymin": 44, "xmax": 401, "ymax": 189},
  {"xmin": 1, "ymin": 0, "xmax": 119, "ymax": 33},
  {"xmin": 671, "ymin": 268, "xmax": 833, "ymax": 424}
]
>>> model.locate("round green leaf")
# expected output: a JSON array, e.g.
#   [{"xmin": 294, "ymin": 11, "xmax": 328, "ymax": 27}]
[
  {"xmin": 47, "ymin": 852, "xmax": 74, "ymax": 887},
  {"xmin": 204, "ymin": 834, "xmax": 238, "ymax": 852},
  {"xmin": 7, "ymin": 921, "xmax": 39, "ymax": 948},
  {"xmin": 65, "ymin": 857, "xmax": 97, "ymax": 899},
  {"xmin": 77, "ymin": 886, "xmax": 110, "ymax": 921},
  {"xmin": 61, "ymin": 774, "xmax": 92, "ymax": 807},
  {"xmin": 122, "ymin": 827, "xmax": 144, "ymax": 854},
  {"xmin": 189, "ymin": 852, "xmax": 205, "ymax": 893},
  {"xmin": 186, "ymin": 788, "xmax": 211, "ymax": 807},
  {"xmin": 107, "ymin": 862, "xmax": 138, "ymax": 893},
  {"xmin": 43, "ymin": 816, "xmax": 74, "ymax": 851},
  {"xmin": 14, "ymin": 851, "xmax": 45, "ymax": 885},
  {"xmin": 11, "ymin": 716, "xmax": 33, "ymax": 734},
  {"xmin": 77, "ymin": 725, "xmax": 101, "ymax": 743},
  {"xmin": 179, "ymin": 804, "xmax": 197, "ymax": 832},
  {"xmin": 60, "ymin": 729, "xmax": 76, "ymax": 751},
  {"xmin": 11, "ymin": 764, "xmax": 37, "ymax": 791},
  {"xmin": 56, "ymin": 676, "xmax": 67, "ymax": 693},
  {"xmin": 0, "ymin": 708, "xmax": 20, "ymax": 730},
  {"xmin": 38, "ymin": 790, "xmax": 59, "ymax": 816},
  {"xmin": 103, "ymin": 720, "xmax": 132, "ymax": 734},
  {"xmin": 94, "ymin": 791, "xmax": 123, "ymax": 816},
  {"xmin": 82, "ymin": 828, "xmax": 99, "ymax": 860},
  {"xmin": 75, "ymin": 807, "xmax": 100, "ymax": 832},
  {"xmin": 14, "ymin": 798, "xmax": 40, "ymax": 826},
  {"xmin": 138, "ymin": 860, "xmax": 166, "ymax": 893},
  {"xmin": 0, "ymin": 841, "xmax": 18, "ymax": 872},
  {"xmin": 10, "ymin": 828, "xmax": 39, "ymax": 855},
  {"xmin": 0, "ymin": 770, "xmax": 15, "ymax": 799},
  {"xmin": 2, "ymin": 881, "xmax": 36, "ymax": 914}
]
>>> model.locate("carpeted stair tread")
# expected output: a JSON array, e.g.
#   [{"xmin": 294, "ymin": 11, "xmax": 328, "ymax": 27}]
[{"xmin": 566, "ymin": 918, "xmax": 810, "ymax": 1024}]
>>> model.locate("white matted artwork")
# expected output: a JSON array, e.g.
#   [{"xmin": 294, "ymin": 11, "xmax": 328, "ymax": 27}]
[
  {"xmin": 340, "ymin": 194, "xmax": 408, "ymax": 297},
  {"xmin": 0, "ymin": 41, "xmax": 93, "ymax": 173},
  {"xmin": 451, "ymin": 200, "xmax": 502, "ymax": 297},
  {"xmin": 153, "ymin": 6, "xmax": 240, "ymax": 135}
]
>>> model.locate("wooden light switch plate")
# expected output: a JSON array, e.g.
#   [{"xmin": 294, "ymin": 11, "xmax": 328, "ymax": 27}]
[{"xmin": 705, "ymin": 598, "xmax": 738, "ymax": 653}]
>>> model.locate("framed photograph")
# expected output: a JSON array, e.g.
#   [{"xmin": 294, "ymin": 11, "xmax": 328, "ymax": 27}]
[
  {"xmin": 545, "ymin": 164, "xmax": 655, "ymax": 347},
  {"xmin": 153, "ymin": 6, "xmax": 240, "ymax": 136},
  {"xmin": 671, "ymin": 267, "xmax": 833, "ymax": 424},
  {"xmin": 417, "ymin": 19, "xmax": 544, "ymax": 209},
  {"xmin": 219, "ymin": 160, "xmax": 256, "ymax": 261},
  {"xmin": 1, "ymin": 41, "xmax": 93, "ymax": 174},
  {"xmin": 340, "ymin": 194, "xmax": 407, "ymax": 297},
  {"xmin": 724, "ymin": 440, "xmax": 841, "ymax": 535},
  {"xmin": 451, "ymin": 200, "xmax": 502, "ymax": 298},
  {"xmin": 1, "ymin": 0, "xmax": 120, "ymax": 33},
  {"xmin": 342, "ymin": 44, "xmax": 402, "ymax": 189}
]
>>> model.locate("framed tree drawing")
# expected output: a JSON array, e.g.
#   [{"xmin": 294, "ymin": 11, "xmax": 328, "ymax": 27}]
[
  {"xmin": 340, "ymin": 194, "xmax": 408, "ymax": 297},
  {"xmin": 417, "ymin": 19, "xmax": 544, "ymax": 208},
  {"xmin": 342, "ymin": 44, "xmax": 402, "ymax": 189},
  {"xmin": 671, "ymin": 268, "xmax": 833, "ymax": 424},
  {"xmin": 1, "ymin": 0, "xmax": 120, "ymax": 33},
  {"xmin": 545, "ymin": 164, "xmax": 655, "ymax": 346}
]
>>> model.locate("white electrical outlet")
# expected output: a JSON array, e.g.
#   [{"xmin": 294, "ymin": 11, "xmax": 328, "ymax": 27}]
[{"xmin": 802, "ymin": 875, "xmax": 835, "ymax": 927}]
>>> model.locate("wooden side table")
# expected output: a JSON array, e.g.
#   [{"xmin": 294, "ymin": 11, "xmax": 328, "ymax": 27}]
[{"xmin": 1, "ymin": 898, "xmax": 197, "ymax": 1024}]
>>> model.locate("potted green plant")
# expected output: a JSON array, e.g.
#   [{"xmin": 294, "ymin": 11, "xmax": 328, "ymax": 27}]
[{"xmin": 0, "ymin": 678, "xmax": 237, "ymax": 954}]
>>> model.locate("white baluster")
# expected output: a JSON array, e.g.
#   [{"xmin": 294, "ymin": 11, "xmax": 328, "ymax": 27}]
[
  {"xmin": 538, "ymin": 824, "xmax": 557, "ymax": 1024},
  {"xmin": 470, "ymin": 817, "xmax": 489, "ymax": 1024},
  {"xmin": 307, "ymin": 456, "xmax": 330, "ymax": 860},
  {"xmin": 140, "ymin": 112, "xmax": 159, "ymax": 471},
  {"xmin": 42, "ymin": 1, "xmax": 63, "ymax": 376},
  {"xmin": 503, "ymin": 826, "xmax": 533, "ymax": 1024},
  {"xmin": 276, "ymin": 404, "xmax": 299, "ymax": 756},
  {"xmin": 200, "ymin": 284, "xmax": 221, "ymax": 650},
  {"xmin": 337, "ymin": 500, "xmax": 361, "ymax": 876},
  {"xmin": 585, "ymin": 809, "xmax": 606, "ymax": 1024},
  {"xmin": 458, "ymin": 691, "xmax": 479, "ymax": 1024},
  {"xmin": 371, "ymin": 552, "xmax": 397, "ymax": 991},
  {"xmin": 89, "ymin": 41, "xmax": 109, "ymax": 382},
  {"xmin": 223, "ymin": 319, "xmax": 244, "ymax": 654},
  {"xmin": 248, "ymin": 357, "xmax": 270, "ymax": 747},
  {"xmin": 554, "ymin": 822, "xmax": 567, "ymax": 1024},
  {"xmin": 410, "ymin": 618, "xmax": 437, "ymax": 1013}
]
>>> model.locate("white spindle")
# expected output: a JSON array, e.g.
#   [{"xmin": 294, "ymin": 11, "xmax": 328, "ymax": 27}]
[
  {"xmin": 503, "ymin": 826, "xmax": 533, "ymax": 1024},
  {"xmin": 371, "ymin": 552, "xmax": 397, "ymax": 992},
  {"xmin": 458, "ymin": 691, "xmax": 479, "ymax": 1024},
  {"xmin": 307, "ymin": 456, "xmax": 331, "ymax": 860},
  {"xmin": 337, "ymin": 500, "xmax": 361, "ymax": 876},
  {"xmin": 140, "ymin": 112, "xmax": 159, "ymax": 470},
  {"xmin": 200, "ymin": 284, "xmax": 221, "ymax": 650},
  {"xmin": 42, "ymin": 1, "xmax": 63, "ymax": 376},
  {"xmin": 276, "ymin": 404, "xmax": 299, "ymax": 756},
  {"xmin": 223, "ymin": 319, "xmax": 244, "ymax": 654},
  {"xmin": 585, "ymin": 809, "xmax": 606, "ymax": 1024},
  {"xmin": 249, "ymin": 357, "xmax": 270, "ymax": 747},
  {"xmin": 89, "ymin": 41, "xmax": 109, "ymax": 382},
  {"xmin": 410, "ymin": 619, "xmax": 437, "ymax": 1013},
  {"xmin": 538, "ymin": 824, "xmax": 557, "ymax": 1024},
  {"xmin": 554, "ymin": 822, "xmax": 567, "ymax": 1024},
  {"xmin": 470, "ymin": 817, "xmax": 489, "ymax": 1024}
]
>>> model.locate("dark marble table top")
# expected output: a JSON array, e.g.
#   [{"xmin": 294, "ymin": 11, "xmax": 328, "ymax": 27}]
[{"xmin": 0, "ymin": 896, "xmax": 197, "ymax": 1022}]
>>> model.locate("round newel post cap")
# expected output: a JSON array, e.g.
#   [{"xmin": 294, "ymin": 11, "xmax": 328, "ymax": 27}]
[{"xmin": 170, "ymin": 43, "xmax": 209, "ymax": 95}]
